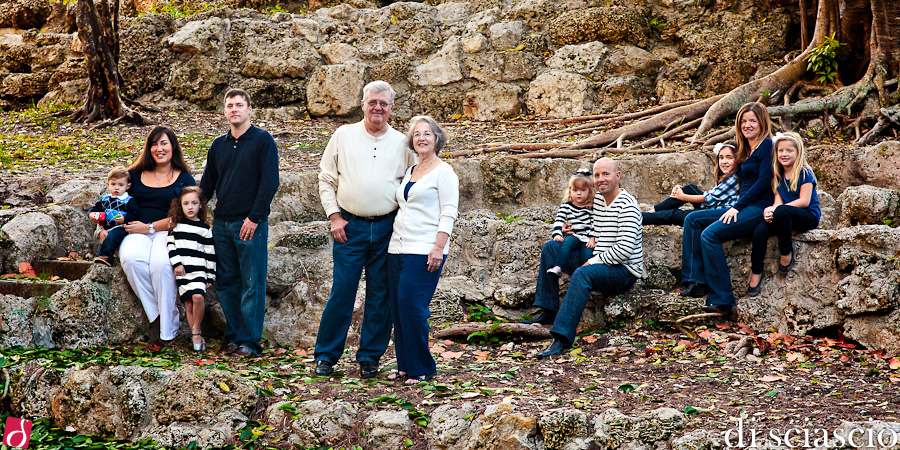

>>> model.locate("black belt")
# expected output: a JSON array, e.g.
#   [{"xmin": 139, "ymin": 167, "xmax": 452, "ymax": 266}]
[{"xmin": 340, "ymin": 208, "xmax": 396, "ymax": 222}]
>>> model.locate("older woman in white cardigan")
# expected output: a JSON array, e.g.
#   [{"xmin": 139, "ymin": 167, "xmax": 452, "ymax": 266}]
[{"xmin": 386, "ymin": 115, "xmax": 459, "ymax": 385}]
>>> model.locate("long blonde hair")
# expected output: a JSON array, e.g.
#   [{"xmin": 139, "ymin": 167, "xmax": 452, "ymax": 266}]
[
  {"xmin": 771, "ymin": 132, "xmax": 811, "ymax": 193},
  {"xmin": 562, "ymin": 171, "xmax": 594, "ymax": 203}
]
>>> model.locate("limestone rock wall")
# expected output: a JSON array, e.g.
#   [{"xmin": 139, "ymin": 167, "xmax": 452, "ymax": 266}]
[
  {"xmin": 2, "ymin": 145, "xmax": 899, "ymax": 352},
  {"xmin": 1, "ymin": 0, "xmax": 798, "ymax": 119}
]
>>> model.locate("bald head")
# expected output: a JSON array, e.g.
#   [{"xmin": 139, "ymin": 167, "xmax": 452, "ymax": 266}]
[{"xmin": 593, "ymin": 157, "xmax": 621, "ymax": 203}]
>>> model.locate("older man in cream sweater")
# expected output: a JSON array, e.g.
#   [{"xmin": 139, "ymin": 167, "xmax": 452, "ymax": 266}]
[{"xmin": 314, "ymin": 81, "xmax": 416, "ymax": 378}]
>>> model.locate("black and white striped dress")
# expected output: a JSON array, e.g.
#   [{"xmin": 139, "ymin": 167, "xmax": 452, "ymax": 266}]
[{"xmin": 167, "ymin": 218, "xmax": 216, "ymax": 302}]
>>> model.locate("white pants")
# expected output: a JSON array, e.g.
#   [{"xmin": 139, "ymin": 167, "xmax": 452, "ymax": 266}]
[{"xmin": 119, "ymin": 231, "xmax": 180, "ymax": 340}]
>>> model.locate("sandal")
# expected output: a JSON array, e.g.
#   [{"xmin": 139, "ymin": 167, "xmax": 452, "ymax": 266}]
[
  {"xmin": 386, "ymin": 371, "xmax": 407, "ymax": 381},
  {"xmin": 192, "ymin": 333, "xmax": 206, "ymax": 353},
  {"xmin": 404, "ymin": 373, "xmax": 435, "ymax": 385}
]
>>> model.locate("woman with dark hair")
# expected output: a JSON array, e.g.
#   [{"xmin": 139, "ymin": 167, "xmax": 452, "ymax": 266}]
[
  {"xmin": 118, "ymin": 126, "xmax": 197, "ymax": 343},
  {"xmin": 387, "ymin": 115, "xmax": 459, "ymax": 384},
  {"xmin": 679, "ymin": 102, "xmax": 775, "ymax": 318}
]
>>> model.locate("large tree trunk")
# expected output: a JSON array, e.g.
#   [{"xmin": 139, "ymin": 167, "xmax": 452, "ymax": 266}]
[{"xmin": 66, "ymin": 0, "xmax": 144, "ymax": 126}]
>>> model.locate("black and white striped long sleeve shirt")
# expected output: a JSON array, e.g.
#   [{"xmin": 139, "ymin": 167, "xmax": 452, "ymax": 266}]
[
  {"xmin": 167, "ymin": 219, "xmax": 216, "ymax": 299},
  {"xmin": 587, "ymin": 190, "xmax": 643, "ymax": 278},
  {"xmin": 551, "ymin": 201, "xmax": 593, "ymax": 242}
]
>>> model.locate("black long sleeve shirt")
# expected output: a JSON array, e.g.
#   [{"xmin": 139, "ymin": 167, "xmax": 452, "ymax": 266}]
[{"xmin": 200, "ymin": 125, "xmax": 280, "ymax": 223}]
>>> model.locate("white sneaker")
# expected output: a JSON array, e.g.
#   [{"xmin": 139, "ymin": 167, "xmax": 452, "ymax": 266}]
[{"xmin": 547, "ymin": 266, "xmax": 562, "ymax": 277}]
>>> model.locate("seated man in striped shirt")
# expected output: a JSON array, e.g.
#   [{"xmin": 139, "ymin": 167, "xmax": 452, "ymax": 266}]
[{"xmin": 532, "ymin": 157, "xmax": 644, "ymax": 358}]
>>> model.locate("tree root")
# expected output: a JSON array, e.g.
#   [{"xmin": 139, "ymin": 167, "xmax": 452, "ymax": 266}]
[
  {"xmin": 433, "ymin": 323, "xmax": 551, "ymax": 340},
  {"xmin": 856, "ymin": 105, "xmax": 900, "ymax": 145},
  {"xmin": 675, "ymin": 312, "xmax": 723, "ymax": 338},
  {"xmin": 628, "ymin": 117, "xmax": 703, "ymax": 150},
  {"xmin": 539, "ymin": 99, "xmax": 698, "ymax": 139},
  {"xmin": 444, "ymin": 142, "xmax": 557, "ymax": 158},
  {"xmin": 567, "ymin": 95, "xmax": 725, "ymax": 150}
]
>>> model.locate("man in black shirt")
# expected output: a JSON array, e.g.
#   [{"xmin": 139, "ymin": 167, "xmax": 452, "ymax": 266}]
[{"xmin": 200, "ymin": 88, "xmax": 280, "ymax": 358}]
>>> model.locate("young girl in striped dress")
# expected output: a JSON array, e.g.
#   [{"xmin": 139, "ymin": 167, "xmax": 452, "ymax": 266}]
[
  {"xmin": 167, "ymin": 186, "xmax": 216, "ymax": 353},
  {"xmin": 547, "ymin": 170, "xmax": 596, "ymax": 276}
]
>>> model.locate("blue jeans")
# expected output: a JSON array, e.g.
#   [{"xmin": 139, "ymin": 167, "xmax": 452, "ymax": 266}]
[
  {"xmin": 553, "ymin": 235, "xmax": 589, "ymax": 268},
  {"xmin": 550, "ymin": 263, "xmax": 636, "ymax": 344},
  {"xmin": 681, "ymin": 209, "xmax": 727, "ymax": 285},
  {"xmin": 533, "ymin": 239, "xmax": 594, "ymax": 311},
  {"xmin": 97, "ymin": 226, "xmax": 127, "ymax": 259},
  {"xmin": 213, "ymin": 218, "xmax": 268, "ymax": 355},
  {"xmin": 700, "ymin": 206, "xmax": 765, "ymax": 306},
  {"xmin": 388, "ymin": 253, "xmax": 445, "ymax": 378},
  {"xmin": 314, "ymin": 212, "xmax": 394, "ymax": 365}
]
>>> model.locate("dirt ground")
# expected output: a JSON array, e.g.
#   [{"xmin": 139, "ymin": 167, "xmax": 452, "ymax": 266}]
[{"xmin": 3, "ymin": 109, "xmax": 899, "ymax": 448}]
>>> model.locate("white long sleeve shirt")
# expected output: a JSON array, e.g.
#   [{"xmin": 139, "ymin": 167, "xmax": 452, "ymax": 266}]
[
  {"xmin": 318, "ymin": 121, "xmax": 416, "ymax": 217},
  {"xmin": 388, "ymin": 162, "xmax": 460, "ymax": 255}
]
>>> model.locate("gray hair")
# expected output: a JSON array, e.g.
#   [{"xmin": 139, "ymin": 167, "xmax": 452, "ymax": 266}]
[
  {"xmin": 406, "ymin": 115, "xmax": 447, "ymax": 156},
  {"xmin": 362, "ymin": 80, "xmax": 396, "ymax": 103}
]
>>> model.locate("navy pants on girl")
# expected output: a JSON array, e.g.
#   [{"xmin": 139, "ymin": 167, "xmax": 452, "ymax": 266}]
[{"xmin": 387, "ymin": 253, "xmax": 446, "ymax": 378}]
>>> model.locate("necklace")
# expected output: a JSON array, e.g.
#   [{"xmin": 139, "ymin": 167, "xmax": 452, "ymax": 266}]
[
  {"xmin": 418, "ymin": 157, "xmax": 439, "ymax": 172},
  {"xmin": 153, "ymin": 167, "xmax": 174, "ymax": 186}
]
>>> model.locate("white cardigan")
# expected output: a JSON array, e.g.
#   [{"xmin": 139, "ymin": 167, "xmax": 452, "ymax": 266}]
[{"xmin": 388, "ymin": 162, "xmax": 459, "ymax": 255}]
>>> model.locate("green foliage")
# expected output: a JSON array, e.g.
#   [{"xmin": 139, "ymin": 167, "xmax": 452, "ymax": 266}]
[
  {"xmin": 266, "ymin": 4, "xmax": 290, "ymax": 14},
  {"xmin": 495, "ymin": 212, "xmax": 523, "ymax": 224},
  {"xmin": 0, "ymin": 415, "xmax": 160, "ymax": 449},
  {"xmin": 648, "ymin": 16, "xmax": 665, "ymax": 34},
  {"xmin": 147, "ymin": 2, "xmax": 224, "ymax": 18},
  {"xmin": 467, "ymin": 322, "xmax": 502, "ymax": 344},
  {"xmin": 884, "ymin": 217, "xmax": 898, "ymax": 228},
  {"xmin": 804, "ymin": 33, "xmax": 845, "ymax": 85},
  {"xmin": 465, "ymin": 302, "xmax": 497, "ymax": 323},
  {"xmin": 367, "ymin": 394, "xmax": 430, "ymax": 427}
]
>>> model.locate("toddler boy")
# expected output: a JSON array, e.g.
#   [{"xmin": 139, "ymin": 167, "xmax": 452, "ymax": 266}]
[{"xmin": 89, "ymin": 166, "xmax": 139, "ymax": 266}]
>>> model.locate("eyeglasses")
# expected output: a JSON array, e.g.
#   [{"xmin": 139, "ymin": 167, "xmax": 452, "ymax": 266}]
[
  {"xmin": 572, "ymin": 169, "xmax": 591, "ymax": 176},
  {"xmin": 413, "ymin": 131, "xmax": 434, "ymax": 138},
  {"xmin": 366, "ymin": 100, "xmax": 393, "ymax": 108}
]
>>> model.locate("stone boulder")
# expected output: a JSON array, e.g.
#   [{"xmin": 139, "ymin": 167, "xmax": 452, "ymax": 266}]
[
  {"xmin": 264, "ymin": 270, "xmax": 329, "ymax": 348},
  {"xmin": 462, "ymin": 401, "xmax": 539, "ymax": 450},
  {"xmin": 464, "ymin": 51, "xmax": 540, "ymax": 83},
  {"xmin": 288, "ymin": 400, "xmax": 359, "ymax": 448},
  {"xmin": 46, "ymin": 179, "xmax": 105, "ymax": 210},
  {"xmin": 91, "ymin": 265, "xmax": 153, "ymax": 343},
  {"xmin": 364, "ymin": 410, "xmax": 411, "ymax": 449},
  {"xmin": 306, "ymin": 61, "xmax": 366, "ymax": 116},
  {"xmin": 526, "ymin": 71, "xmax": 594, "ymax": 118},
  {"xmin": 0, "ymin": 294, "xmax": 35, "ymax": 347},
  {"xmin": 49, "ymin": 366, "xmax": 152, "ymax": 439},
  {"xmin": 165, "ymin": 17, "xmax": 228, "ymax": 54},
  {"xmin": 463, "ymin": 82, "xmax": 522, "ymax": 121},
  {"xmin": 320, "ymin": 42, "xmax": 358, "ymax": 65},
  {"xmin": 411, "ymin": 37, "xmax": 466, "ymax": 87},
  {"xmin": 152, "ymin": 366, "xmax": 258, "ymax": 426},
  {"xmin": 464, "ymin": 7, "xmax": 501, "ymax": 35},
  {"xmin": 538, "ymin": 408, "xmax": 592, "ymax": 450},
  {"xmin": 837, "ymin": 185, "xmax": 900, "ymax": 227},
  {"xmin": 426, "ymin": 403, "xmax": 478, "ymax": 450},
  {"xmin": 165, "ymin": 54, "xmax": 229, "ymax": 108},
  {"xmin": 119, "ymin": 14, "xmax": 176, "ymax": 98},
  {"xmin": 241, "ymin": 37, "xmax": 321, "ymax": 79},
  {"xmin": 593, "ymin": 408, "xmax": 686, "ymax": 448},
  {"xmin": 291, "ymin": 18, "xmax": 322, "ymax": 45},
  {"xmin": 268, "ymin": 172, "xmax": 326, "ymax": 223},
  {"xmin": 0, "ymin": 0, "xmax": 52, "ymax": 29},
  {"xmin": 676, "ymin": 10, "xmax": 790, "ymax": 61},
  {"xmin": 0, "ymin": 72, "xmax": 52, "ymax": 99},
  {"xmin": 549, "ymin": 7, "xmax": 649, "ymax": 48},
  {"xmin": 44, "ymin": 205, "xmax": 94, "ymax": 257},
  {"xmin": 854, "ymin": 141, "xmax": 900, "ymax": 189},
  {"xmin": 488, "ymin": 20, "xmax": 526, "ymax": 51},
  {"xmin": 43, "ymin": 280, "xmax": 109, "ymax": 348},
  {"xmin": 0, "ymin": 212, "xmax": 58, "ymax": 271},
  {"xmin": 655, "ymin": 57, "xmax": 706, "ymax": 102},
  {"xmin": 546, "ymin": 42, "xmax": 609, "ymax": 79},
  {"xmin": 509, "ymin": 0, "xmax": 599, "ymax": 32}
]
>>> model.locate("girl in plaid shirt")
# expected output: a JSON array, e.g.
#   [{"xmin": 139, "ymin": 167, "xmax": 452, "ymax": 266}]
[{"xmin": 642, "ymin": 141, "xmax": 740, "ymax": 226}]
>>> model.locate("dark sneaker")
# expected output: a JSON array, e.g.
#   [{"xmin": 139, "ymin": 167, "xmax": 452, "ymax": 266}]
[{"xmin": 315, "ymin": 360, "xmax": 334, "ymax": 376}]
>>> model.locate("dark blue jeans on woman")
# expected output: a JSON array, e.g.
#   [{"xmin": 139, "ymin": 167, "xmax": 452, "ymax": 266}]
[
  {"xmin": 534, "ymin": 239, "xmax": 594, "ymax": 312},
  {"xmin": 750, "ymin": 205, "xmax": 819, "ymax": 274},
  {"xmin": 213, "ymin": 218, "xmax": 269, "ymax": 355},
  {"xmin": 314, "ymin": 212, "xmax": 394, "ymax": 366},
  {"xmin": 387, "ymin": 253, "xmax": 445, "ymax": 378},
  {"xmin": 681, "ymin": 208, "xmax": 728, "ymax": 286},
  {"xmin": 699, "ymin": 206, "xmax": 765, "ymax": 307}
]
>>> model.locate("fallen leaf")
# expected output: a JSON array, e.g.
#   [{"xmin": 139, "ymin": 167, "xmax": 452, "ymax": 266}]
[
  {"xmin": 430, "ymin": 345, "xmax": 446, "ymax": 354},
  {"xmin": 890, "ymin": 358, "xmax": 900, "ymax": 370},
  {"xmin": 441, "ymin": 351, "xmax": 464, "ymax": 360},
  {"xmin": 219, "ymin": 382, "xmax": 231, "ymax": 392},
  {"xmin": 759, "ymin": 375, "xmax": 785, "ymax": 382},
  {"xmin": 698, "ymin": 331, "xmax": 712, "ymax": 339},
  {"xmin": 583, "ymin": 335, "xmax": 598, "ymax": 344},
  {"xmin": 473, "ymin": 350, "xmax": 490, "ymax": 360}
]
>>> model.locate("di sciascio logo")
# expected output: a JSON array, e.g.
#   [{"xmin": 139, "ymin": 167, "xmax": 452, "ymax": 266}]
[{"xmin": 2, "ymin": 417, "xmax": 33, "ymax": 449}]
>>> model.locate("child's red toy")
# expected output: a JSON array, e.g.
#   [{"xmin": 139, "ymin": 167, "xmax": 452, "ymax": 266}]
[{"xmin": 90, "ymin": 212, "xmax": 106, "ymax": 222}]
